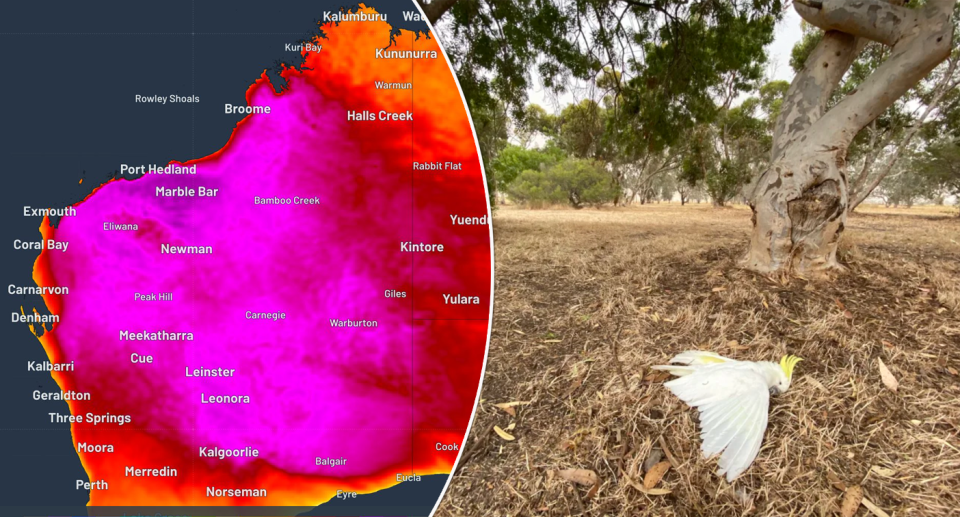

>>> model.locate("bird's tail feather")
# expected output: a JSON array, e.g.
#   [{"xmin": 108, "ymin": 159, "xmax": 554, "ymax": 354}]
[
  {"xmin": 669, "ymin": 350, "xmax": 730, "ymax": 365},
  {"xmin": 651, "ymin": 364, "xmax": 696, "ymax": 377}
]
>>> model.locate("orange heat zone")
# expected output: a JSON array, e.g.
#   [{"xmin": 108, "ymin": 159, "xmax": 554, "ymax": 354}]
[{"xmin": 29, "ymin": 5, "xmax": 487, "ymax": 508}]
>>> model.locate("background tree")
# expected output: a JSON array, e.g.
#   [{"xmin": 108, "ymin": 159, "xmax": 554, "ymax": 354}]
[
  {"xmin": 507, "ymin": 158, "xmax": 619, "ymax": 208},
  {"xmin": 846, "ymin": 35, "xmax": 959, "ymax": 211},
  {"xmin": 490, "ymin": 144, "xmax": 564, "ymax": 203},
  {"xmin": 470, "ymin": 100, "xmax": 509, "ymax": 209},
  {"xmin": 420, "ymin": 0, "xmax": 783, "ymax": 204},
  {"xmin": 914, "ymin": 138, "xmax": 960, "ymax": 213}
]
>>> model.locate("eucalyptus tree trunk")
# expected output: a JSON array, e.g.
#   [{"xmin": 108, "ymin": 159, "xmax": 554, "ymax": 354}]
[{"xmin": 744, "ymin": 0, "xmax": 956, "ymax": 275}]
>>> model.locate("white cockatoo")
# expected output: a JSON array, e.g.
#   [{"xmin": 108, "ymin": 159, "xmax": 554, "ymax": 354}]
[{"xmin": 652, "ymin": 351, "xmax": 802, "ymax": 482}]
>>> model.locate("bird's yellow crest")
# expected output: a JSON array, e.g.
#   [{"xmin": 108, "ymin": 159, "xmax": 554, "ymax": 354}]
[{"xmin": 779, "ymin": 355, "xmax": 802, "ymax": 379}]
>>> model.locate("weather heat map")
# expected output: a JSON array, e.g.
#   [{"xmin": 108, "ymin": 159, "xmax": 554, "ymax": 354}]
[{"xmin": 3, "ymin": 2, "xmax": 491, "ymax": 516}]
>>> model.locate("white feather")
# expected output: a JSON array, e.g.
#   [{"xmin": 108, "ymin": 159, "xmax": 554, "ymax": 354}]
[
  {"xmin": 669, "ymin": 350, "xmax": 734, "ymax": 365},
  {"xmin": 662, "ymin": 362, "xmax": 770, "ymax": 482}
]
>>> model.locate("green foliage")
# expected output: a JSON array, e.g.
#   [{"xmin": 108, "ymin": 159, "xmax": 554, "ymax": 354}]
[
  {"xmin": 516, "ymin": 104, "xmax": 559, "ymax": 143},
  {"xmin": 878, "ymin": 169, "xmax": 927, "ymax": 208},
  {"xmin": 679, "ymin": 126, "xmax": 718, "ymax": 184},
  {"xmin": 914, "ymin": 139, "xmax": 960, "ymax": 203},
  {"xmin": 490, "ymin": 144, "xmax": 564, "ymax": 191},
  {"xmin": 470, "ymin": 99, "xmax": 509, "ymax": 209},
  {"xmin": 758, "ymin": 80, "xmax": 790, "ymax": 130},
  {"xmin": 557, "ymin": 100, "xmax": 608, "ymax": 159},
  {"xmin": 550, "ymin": 159, "xmax": 620, "ymax": 208},
  {"xmin": 507, "ymin": 169, "xmax": 565, "ymax": 208},
  {"xmin": 789, "ymin": 26, "xmax": 822, "ymax": 74},
  {"xmin": 508, "ymin": 158, "xmax": 619, "ymax": 208},
  {"xmin": 922, "ymin": 83, "xmax": 960, "ymax": 140},
  {"xmin": 706, "ymin": 159, "xmax": 752, "ymax": 205},
  {"xmin": 621, "ymin": 6, "xmax": 776, "ymax": 153},
  {"xmin": 678, "ymin": 99, "xmax": 765, "ymax": 206},
  {"xmin": 442, "ymin": 0, "xmax": 782, "ymax": 117},
  {"xmin": 435, "ymin": 0, "xmax": 783, "ymax": 212},
  {"xmin": 443, "ymin": 0, "xmax": 591, "ymax": 118}
]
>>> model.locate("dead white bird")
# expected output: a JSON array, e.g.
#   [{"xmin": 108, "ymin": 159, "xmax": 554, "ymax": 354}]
[{"xmin": 652, "ymin": 351, "xmax": 802, "ymax": 482}]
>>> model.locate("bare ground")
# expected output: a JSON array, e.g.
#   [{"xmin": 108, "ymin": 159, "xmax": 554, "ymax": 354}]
[{"xmin": 439, "ymin": 204, "xmax": 960, "ymax": 517}]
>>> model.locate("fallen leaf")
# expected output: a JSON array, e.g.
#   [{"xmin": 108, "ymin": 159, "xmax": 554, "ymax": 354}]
[
  {"xmin": 861, "ymin": 496, "xmax": 892, "ymax": 517},
  {"xmin": 840, "ymin": 485, "xmax": 863, "ymax": 517},
  {"xmin": 843, "ymin": 309, "xmax": 854, "ymax": 319},
  {"xmin": 557, "ymin": 468, "xmax": 598, "ymax": 486},
  {"xmin": 948, "ymin": 366, "xmax": 959, "ymax": 376},
  {"xmin": 506, "ymin": 422, "xmax": 516, "ymax": 431},
  {"xmin": 496, "ymin": 400, "xmax": 530, "ymax": 408},
  {"xmin": 827, "ymin": 471, "xmax": 846, "ymax": 491},
  {"xmin": 493, "ymin": 426, "xmax": 515, "ymax": 441},
  {"xmin": 493, "ymin": 401, "xmax": 530, "ymax": 417},
  {"xmin": 727, "ymin": 340, "xmax": 749, "ymax": 350},
  {"xmin": 622, "ymin": 470, "xmax": 672, "ymax": 496},
  {"xmin": 877, "ymin": 358, "xmax": 899, "ymax": 393},
  {"xmin": 643, "ymin": 461, "xmax": 671, "ymax": 489},
  {"xmin": 835, "ymin": 298, "xmax": 846, "ymax": 311},
  {"xmin": 870, "ymin": 465, "xmax": 896, "ymax": 478}
]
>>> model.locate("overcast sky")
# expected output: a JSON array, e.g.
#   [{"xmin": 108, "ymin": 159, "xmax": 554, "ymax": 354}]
[{"xmin": 526, "ymin": 8, "xmax": 805, "ymax": 113}]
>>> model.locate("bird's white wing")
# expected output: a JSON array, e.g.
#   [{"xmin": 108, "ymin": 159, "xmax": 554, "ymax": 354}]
[
  {"xmin": 669, "ymin": 350, "xmax": 735, "ymax": 365},
  {"xmin": 664, "ymin": 364, "xmax": 770, "ymax": 482}
]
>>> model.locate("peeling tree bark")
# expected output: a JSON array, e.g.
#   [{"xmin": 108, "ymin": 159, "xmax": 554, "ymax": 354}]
[{"xmin": 745, "ymin": 0, "xmax": 956, "ymax": 275}]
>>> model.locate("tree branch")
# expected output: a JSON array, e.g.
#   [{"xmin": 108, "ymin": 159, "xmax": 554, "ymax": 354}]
[
  {"xmin": 417, "ymin": 0, "xmax": 459, "ymax": 25},
  {"xmin": 849, "ymin": 56, "xmax": 960, "ymax": 210},
  {"xmin": 848, "ymin": 122, "xmax": 879, "ymax": 196},
  {"xmin": 794, "ymin": 0, "xmax": 917, "ymax": 47},
  {"xmin": 806, "ymin": 0, "xmax": 955, "ymax": 154},
  {"xmin": 771, "ymin": 30, "xmax": 862, "ymax": 162}
]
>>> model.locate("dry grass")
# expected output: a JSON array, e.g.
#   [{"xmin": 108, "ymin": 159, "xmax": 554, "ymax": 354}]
[{"xmin": 439, "ymin": 203, "xmax": 960, "ymax": 517}]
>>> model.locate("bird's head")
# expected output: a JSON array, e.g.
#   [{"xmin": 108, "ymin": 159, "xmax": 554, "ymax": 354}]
[{"xmin": 769, "ymin": 355, "xmax": 802, "ymax": 396}]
